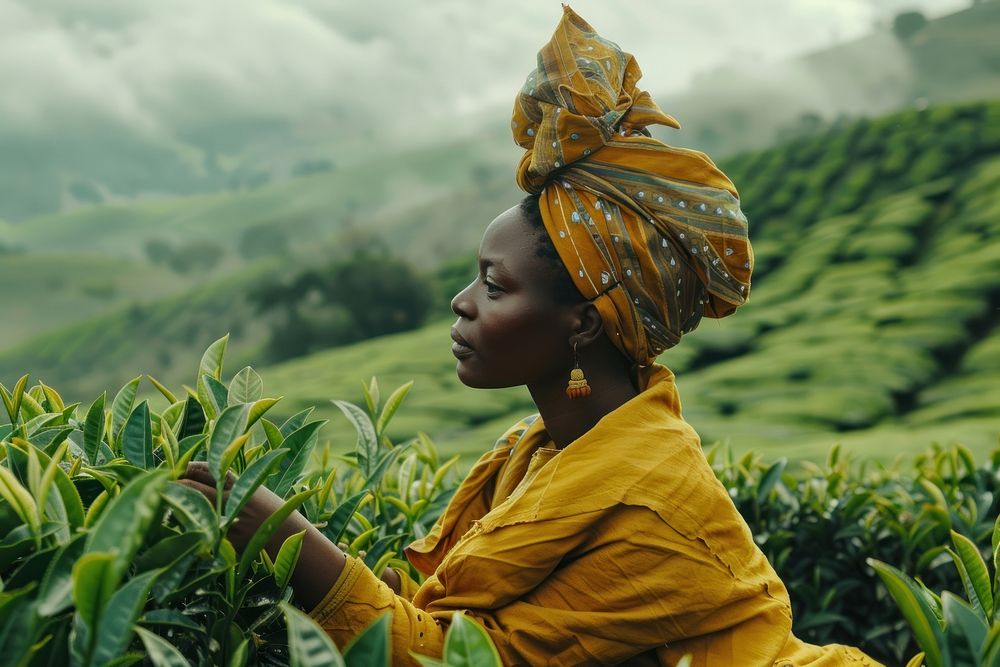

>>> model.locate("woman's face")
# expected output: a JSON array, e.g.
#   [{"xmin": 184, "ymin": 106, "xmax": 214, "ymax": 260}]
[{"xmin": 450, "ymin": 205, "xmax": 579, "ymax": 389}]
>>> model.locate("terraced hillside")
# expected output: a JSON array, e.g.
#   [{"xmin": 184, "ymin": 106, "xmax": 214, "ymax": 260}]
[
  {"xmin": 3, "ymin": 101, "xmax": 998, "ymax": 464},
  {"xmin": 260, "ymin": 102, "xmax": 1000, "ymax": 462}
]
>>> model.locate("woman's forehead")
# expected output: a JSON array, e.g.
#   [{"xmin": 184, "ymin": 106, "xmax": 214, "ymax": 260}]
[{"xmin": 479, "ymin": 206, "xmax": 556, "ymax": 280}]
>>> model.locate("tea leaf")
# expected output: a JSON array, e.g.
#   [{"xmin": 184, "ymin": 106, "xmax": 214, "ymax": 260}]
[
  {"xmin": 86, "ymin": 469, "xmax": 169, "ymax": 588},
  {"xmin": 951, "ymin": 530, "xmax": 993, "ymax": 621},
  {"xmin": 121, "ymin": 401, "xmax": 154, "ymax": 470},
  {"xmin": 375, "ymin": 381, "xmax": 413, "ymax": 438},
  {"xmin": 942, "ymin": 592, "xmax": 988, "ymax": 660},
  {"xmin": 269, "ymin": 421, "xmax": 327, "ymax": 499},
  {"xmin": 280, "ymin": 602, "xmax": 345, "ymax": 667},
  {"xmin": 110, "ymin": 376, "xmax": 142, "ymax": 444},
  {"xmin": 237, "ymin": 487, "xmax": 318, "ymax": 583},
  {"xmin": 72, "ymin": 551, "xmax": 117, "ymax": 633},
  {"xmin": 83, "ymin": 392, "xmax": 107, "ymax": 466},
  {"xmin": 868, "ymin": 558, "xmax": 947, "ymax": 667},
  {"xmin": 163, "ymin": 483, "xmax": 218, "ymax": 544},
  {"xmin": 208, "ymin": 404, "xmax": 249, "ymax": 483},
  {"xmin": 441, "ymin": 611, "xmax": 502, "ymax": 667},
  {"xmin": 134, "ymin": 627, "xmax": 190, "ymax": 667},
  {"xmin": 90, "ymin": 568, "xmax": 161, "ymax": 666},
  {"xmin": 344, "ymin": 613, "xmax": 390, "ymax": 666},
  {"xmin": 229, "ymin": 366, "xmax": 264, "ymax": 406},
  {"xmin": 247, "ymin": 397, "xmax": 282, "ymax": 431},
  {"xmin": 37, "ymin": 533, "xmax": 87, "ymax": 617},
  {"xmin": 224, "ymin": 448, "xmax": 289, "ymax": 525},
  {"xmin": 333, "ymin": 400, "xmax": 376, "ymax": 476},
  {"xmin": 274, "ymin": 529, "xmax": 307, "ymax": 590}
]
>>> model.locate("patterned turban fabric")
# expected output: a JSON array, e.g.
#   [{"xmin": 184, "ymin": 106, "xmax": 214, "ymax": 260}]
[{"xmin": 512, "ymin": 6, "xmax": 753, "ymax": 366}]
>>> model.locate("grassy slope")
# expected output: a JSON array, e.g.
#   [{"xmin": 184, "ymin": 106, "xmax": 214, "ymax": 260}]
[
  {"xmin": 254, "ymin": 102, "xmax": 1000, "ymax": 465},
  {"xmin": 3, "ymin": 101, "xmax": 999, "ymax": 467}
]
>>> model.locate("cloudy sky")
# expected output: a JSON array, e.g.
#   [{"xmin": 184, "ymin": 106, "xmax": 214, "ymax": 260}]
[{"xmin": 0, "ymin": 0, "xmax": 970, "ymax": 145}]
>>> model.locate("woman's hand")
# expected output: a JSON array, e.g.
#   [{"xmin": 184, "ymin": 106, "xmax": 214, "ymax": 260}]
[
  {"xmin": 178, "ymin": 461, "xmax": 311, "ymax": 554},
  {"xmin": 178, "ymin": 462, "xmax": 402, "ymax": 606}
]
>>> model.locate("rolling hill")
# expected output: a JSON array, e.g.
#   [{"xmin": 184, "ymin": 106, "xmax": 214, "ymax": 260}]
[{"xmin": 3, "ymin": 100, "xmax": 998, "ymax": 466}]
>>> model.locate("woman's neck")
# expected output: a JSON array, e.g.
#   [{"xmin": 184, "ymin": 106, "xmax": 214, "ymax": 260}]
[{"xmin": 527, "ymin": 350, "xmax": 639, "ymax": 449}]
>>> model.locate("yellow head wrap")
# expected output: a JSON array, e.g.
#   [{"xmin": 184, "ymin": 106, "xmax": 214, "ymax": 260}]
[{"xmin": 512, "ymin": 6, "xmax": 753, "ymax": 366}]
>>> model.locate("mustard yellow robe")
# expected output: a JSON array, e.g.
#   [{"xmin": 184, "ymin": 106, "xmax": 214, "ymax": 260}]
[{"xmin": 310, "ymin": 365, "xmax": 882, "ymax": 666}]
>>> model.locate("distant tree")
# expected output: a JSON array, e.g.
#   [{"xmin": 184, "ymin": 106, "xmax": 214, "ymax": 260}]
[
  {"xmin": 144, "ymin": 238, "xmax": 175, "ymax": 266},
  {"xmin": 238, "ymin": 223, "xmax": 290, "ymax": 260},
  {"xmin": 169, "ymin": 240, "xmax": 224, "ymax": 273},
  {"xmin": 291, "ymin": 159, "xmax": 335, "ymax": 177},
  {"xmin": 892, "ymin": 11, "xmax": 928, "ymax": 41},
  {"xmin": 250, "ymin": 247, "xmax": 434, "ymax": 362},
  {"xmin": 67, "ymin": 180, "xmax": 102, "ymax": 205}
]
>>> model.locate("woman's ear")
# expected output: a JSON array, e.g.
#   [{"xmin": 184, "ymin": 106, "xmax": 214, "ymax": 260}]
[{"xmin": 572, "ymin": 302, "xmax": 605, "ymax": 348}]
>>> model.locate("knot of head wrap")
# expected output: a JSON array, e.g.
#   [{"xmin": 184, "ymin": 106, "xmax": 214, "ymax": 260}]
[{"xmin": 512, "ymin": 5, "xmax": 754, "ymax": 366}]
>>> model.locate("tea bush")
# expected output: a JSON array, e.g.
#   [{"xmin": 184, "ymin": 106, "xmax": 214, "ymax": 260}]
[
  {"xmin": 1, "ymin": 336, "xmax": 999, "ymax": 665},
  {"xmin": 0, "ymin": 335, "xmax": 496, "ymax": 666}
]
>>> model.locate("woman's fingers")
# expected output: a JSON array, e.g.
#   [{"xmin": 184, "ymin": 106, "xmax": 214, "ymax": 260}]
[
  {"xmin": 182, "ymin": 461, "xmax": 235, "ymax": 489},
  {"xmin": 176, "ymin": 477, "xmax": 218, "ymax": 503}
]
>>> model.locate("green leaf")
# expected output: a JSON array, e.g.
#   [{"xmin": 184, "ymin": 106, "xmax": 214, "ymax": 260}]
[
  {"xmin": 83, "ymin": 392, "xmax": 107, "ymax": 466},
  {"xmin": 198, "ymin": 334, "xmax": 229, "ymax": 383},
  {"xmin": 269, "ymin": 421, "xmax": 327, "ymax": 498},
  {"xmin": 364, "ymin": 445, "xmax": 405, "ymax": 490},
  {"xmin": 72, "ymin": 552, "xmax": 118, "ymax": 632},
  {"xmin": 320, "ymin": 490, "xmax": 370, "ymax": 546},
  {"xmin": 0, "ymin": 465, "xmax": 39, "ymax": 538},
  {"xmin": 86, "ymin": 469, "xmax": 169, "ymax": 589},
  {"xmin": 121, "ymin": 401, "xmax": 154, "ymax": 469},
  {"xmin": 247, "ymin": 397, "xmax": 282, "ymax": 431},
  {"xmin": 163, "ymin": 483, "xmax": 218, "ymax": 544},
  {"xmin": 868, "ymin": 558, "xmax": 947, "ymax": 667},
  {"xmin": 7, "ymin": 374, "xmax": 29, "ymax": 424},
  {"xmin": 332, "ymin": 400, "xmax": 377, "ymax": 476},
  {"xmin": 200, "ymin": 374, "xmax": 230, "ymax": 420},
  {"xmin": 362, "ymin": 377, "xmax": 380, "ymax": 418},
  {"xmin": 229, "ymin": 367, "xmax": 264, "ymax": 405},
  {"xmin": 90, "ymin": 568, "xmax": 161, "ymax": 666},
  {"xmin": 178, "ymin": 396, "xmax": 207, "ymax": 439},
  {"xmin": 951, "ymin": 530, "xmax": 993, "ymax": 620},
  {"xmin": 344, "ymin": 613, "xmax": 390, "ymax": 666},
  {"xmin": 441, "ymin": 611, "xmax": 502, "ymax": 667},
  {"xmin": 280, "ymin": 601, "xmax": 345, "ymax": 667},
  {"xmin": 110, "ymin": 376, "xmax": 143, "ymax": 444},
  {"xmin": 134, "ymin": 627, "xmax": 191, "ymax": 667},
  {"xmin": 224, "ymin": 449, "xmax": 289, "ymax": 526},
  {"xmin": 942, "ymin": 592, "xmax": 988, "ymax": 661},
  {"xmin": 237, "ymin": 487, "xmax": 318, "ymax": 583},
  {"xmin": 279, "ymin": 408, "xmax": 315, "ymax": 438},
  {"xmin": 755, "ymin": 458, "xmax": 787, "ymax": 505},
  {"xmin": 375, "ymin": 381, "xmax": 413, "ymax": 437},
  {"xmin": 274, "ymin": 529, "xmax": 307, "ymax": 590},
  {"xmin": 208, "ymin": 404, "xmax": 249, "ymax": 483},
  {"xmin": 37, "ymin": 533, "xmax": 87, "ymax": 616}
]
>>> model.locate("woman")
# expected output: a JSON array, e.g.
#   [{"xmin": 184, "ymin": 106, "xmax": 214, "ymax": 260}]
[{"xmin": 184, "ymin": 7, "xmax": 882, "ymax": 665}]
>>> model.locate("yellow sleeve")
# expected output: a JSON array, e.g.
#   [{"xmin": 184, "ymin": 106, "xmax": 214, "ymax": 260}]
[{"xmin": 308, "ymin": 556, "xmax": 446, "ymax": 666}]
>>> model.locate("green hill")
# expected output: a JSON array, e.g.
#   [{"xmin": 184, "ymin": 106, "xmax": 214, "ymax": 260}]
[{"xmin": 4, "ymin": 100, "xmax": 997, "ymax": 465}]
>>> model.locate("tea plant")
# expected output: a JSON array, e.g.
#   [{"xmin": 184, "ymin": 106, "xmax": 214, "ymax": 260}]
[
  {"xmin": 714, "ymin": 442, "xmax": 1000, "ymax": 664},
  {"xmin": 869, "ymin": 522, "xmax": 1000, "ymax": 667},
  {"xmin": 0, "ymin": 335, "xmax": 489, "ymax": 666}
]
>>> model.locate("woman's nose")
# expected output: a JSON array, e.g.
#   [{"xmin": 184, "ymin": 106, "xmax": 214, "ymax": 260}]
[{"xmin": 451, "ymin": 280, "xmax": 477, "ymax": 319}]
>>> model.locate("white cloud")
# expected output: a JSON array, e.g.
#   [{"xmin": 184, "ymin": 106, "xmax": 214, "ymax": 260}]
[{"xmin": 0, "ymin": 0, "xmax": 970, "ymax": 142}]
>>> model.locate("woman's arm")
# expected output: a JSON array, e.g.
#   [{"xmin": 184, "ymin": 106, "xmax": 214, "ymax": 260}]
[{"xmin": 179, "ymin": 462, "xmax": 401, "ymax": 607}]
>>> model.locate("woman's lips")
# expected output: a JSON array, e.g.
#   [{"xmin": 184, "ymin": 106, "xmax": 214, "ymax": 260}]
[{"xmin": 450, "ymin": 328, "xmax": 474, "ymax": 359}]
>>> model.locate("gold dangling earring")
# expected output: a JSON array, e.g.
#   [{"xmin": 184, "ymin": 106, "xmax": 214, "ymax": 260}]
[{"xmin": 566, "ymin": 341, "xmax": 592, "ymax": 399}]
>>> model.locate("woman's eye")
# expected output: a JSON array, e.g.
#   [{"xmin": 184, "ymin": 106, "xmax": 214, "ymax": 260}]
[{"xmin": 483, "ymin": 279, "xmax": 501, "ymax": 295}]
